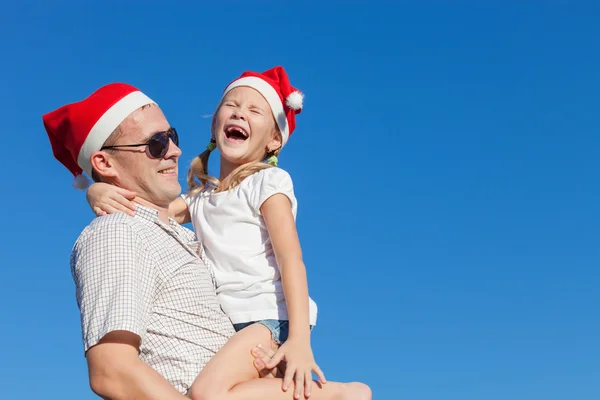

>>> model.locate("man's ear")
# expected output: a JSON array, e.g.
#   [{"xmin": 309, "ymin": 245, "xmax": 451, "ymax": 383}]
[{"xmin": 90, "ymin": 150, "xmax": 118, "ymax": 181}]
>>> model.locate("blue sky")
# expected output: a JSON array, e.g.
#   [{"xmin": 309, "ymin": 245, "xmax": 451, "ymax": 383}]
[{"xmin": 0, "ymin": 1, "xmax": 598, "ymax": 399}]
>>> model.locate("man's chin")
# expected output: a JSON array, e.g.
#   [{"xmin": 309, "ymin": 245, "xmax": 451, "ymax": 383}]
[
  {"xmin": 165, "ymin": 186, "xmax": 182, "ymax": 201},
  {"xmin": 146, "ymin": 187, "xmax": 182, "ymax": 208}
]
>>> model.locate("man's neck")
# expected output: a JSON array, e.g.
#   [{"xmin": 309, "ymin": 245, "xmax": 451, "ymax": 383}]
[{"xmin": 133, "ymin": 197, "xmax": 171, "ymax": 224}]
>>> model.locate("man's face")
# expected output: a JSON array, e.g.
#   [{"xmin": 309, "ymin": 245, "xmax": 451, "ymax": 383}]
[{"xmin": 110, "ymin": 105, "xmax": 182, "ymax": 208}]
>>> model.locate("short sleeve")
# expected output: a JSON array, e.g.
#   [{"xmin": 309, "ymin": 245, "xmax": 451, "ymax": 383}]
[
  {"xmin": 248, "ymin": 168, "xmax": 297, "ymax": 214},
  {"xmin": 180, "ymin": 192, "xmax": 190, "ymax": 206},
  {"xmin": 181, "ymin": 187, "xmax": 212, "ymax": 209},
  {"xmin": 70, "ymin": 221, "xmax": 156, "ymax": 352},
  {"xmin": 180, "ymin": 191, "xmax": 198, "ymax": 207}
]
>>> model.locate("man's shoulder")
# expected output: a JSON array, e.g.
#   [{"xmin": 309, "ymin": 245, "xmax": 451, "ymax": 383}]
[
  {"xmin": 74, "ymin": 213, "xmax": 149, "ymax": 248},
  {"xmin": 70, "ymin": 213, "xmax": 159, "ymax": 271},
  {"xmin": 87, "ymin": 212, "xmax": 147, "ymax": 231}
]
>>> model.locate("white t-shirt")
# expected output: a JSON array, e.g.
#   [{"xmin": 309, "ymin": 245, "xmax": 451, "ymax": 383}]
[{"xmin": 183, "ymin": 167, "xmax": 318, "ymax": 325}]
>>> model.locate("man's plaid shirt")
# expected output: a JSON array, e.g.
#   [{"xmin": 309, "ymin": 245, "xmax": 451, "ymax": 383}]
[{"xmin": 70, "ymin": 205, "xmax": 235, "ymax": 394}]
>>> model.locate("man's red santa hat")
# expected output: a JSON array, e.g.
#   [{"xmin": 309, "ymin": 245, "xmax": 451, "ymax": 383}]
[
  {"xmin": 42, "ymin": 83, "xmax": 155, "ymax": 188},
  {"xmin": 222, "ymin": 66, "xmax": 303, "ymax": 147}
]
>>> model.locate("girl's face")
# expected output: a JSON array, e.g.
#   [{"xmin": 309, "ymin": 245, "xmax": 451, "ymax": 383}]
[{"xmin": 213, "ymin": 86, "xmax": 281, "ymax": 167}]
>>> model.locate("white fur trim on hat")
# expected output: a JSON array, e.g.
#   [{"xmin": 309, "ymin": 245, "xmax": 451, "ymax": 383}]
[
  {"xmin": 223, "ymin": 76, "xmax": 290, "ymax": 145},
  {"xmin": 77, "ymin": 91, "xmax": 155, "ymax": 176}
]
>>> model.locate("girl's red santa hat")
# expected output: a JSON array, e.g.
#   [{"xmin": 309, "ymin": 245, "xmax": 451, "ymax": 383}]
[
  {"xmin": 42, "ymin": 83, "xmax": 155, "ymax": 188},
  {"xmin": 222, "ymin": 66, "xmax": 303, "ymax": 147}
]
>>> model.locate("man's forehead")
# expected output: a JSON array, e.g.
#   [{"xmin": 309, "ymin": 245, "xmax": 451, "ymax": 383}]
[{"xmin": 121, "ymin": 104, "xmax": 169, "ymax": 138}]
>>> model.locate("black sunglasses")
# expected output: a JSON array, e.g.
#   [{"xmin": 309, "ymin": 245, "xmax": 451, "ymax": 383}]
[{"xmin": 101, "ymin": 128, "xmax": 179, "ymax": 159}]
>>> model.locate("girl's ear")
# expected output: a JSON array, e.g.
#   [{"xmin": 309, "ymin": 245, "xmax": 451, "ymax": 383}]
[
  {"xmin": 267, "ymin": 130, "xmax": 283, "ymax": 153},
  {"xmin": 211, "ymin": 100, "xmax": 223, "ymax": 136},
  {"xmin": 211, "ymin": 114, "xmax": 217, "ymax": 136}
]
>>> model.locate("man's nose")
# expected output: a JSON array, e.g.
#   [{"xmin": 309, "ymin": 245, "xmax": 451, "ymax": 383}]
[{"xmin": 165, "ymin": 138, "xmax": 182, "ymax": 159}]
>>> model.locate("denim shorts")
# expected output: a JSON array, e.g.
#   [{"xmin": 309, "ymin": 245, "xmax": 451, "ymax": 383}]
[{"xmin": 233, "ymin": 319, "xmax": 313, "ymax": 345}]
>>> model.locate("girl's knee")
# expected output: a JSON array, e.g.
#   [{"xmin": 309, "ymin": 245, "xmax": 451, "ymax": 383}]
[
  {"xmin": 187, "ymin": 385, "xmax": 216, "ymax": 400},
  {"xmin": 188, "ymin": 323, "xmax": 276, "ymax": 400},
  {"xmin": 187, "ymin": 375, "xmax": 223, "ymax": 400}
]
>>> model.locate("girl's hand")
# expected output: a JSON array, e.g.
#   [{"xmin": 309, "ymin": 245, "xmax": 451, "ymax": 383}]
[
  {"xmin": 86, "ymin": 183, "xmax": 137, "ymax": 217},
  {"xmin": 266, "ymin": 338, "xmax": 326, "ymax": 399}
]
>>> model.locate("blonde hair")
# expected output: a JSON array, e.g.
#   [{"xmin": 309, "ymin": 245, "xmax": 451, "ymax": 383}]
[
  {"xmin": 187, "ymin": 112, "xmax": 282, "ymax": 195},
  {"xmin": 187, "ymin": 148, "xmax": 279, "ymax": 195}
]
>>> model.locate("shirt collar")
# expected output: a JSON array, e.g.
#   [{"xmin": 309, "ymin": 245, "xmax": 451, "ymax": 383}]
[{"xmin": 134, "ymin": 204, "xmax": 180, "ymax": 230}]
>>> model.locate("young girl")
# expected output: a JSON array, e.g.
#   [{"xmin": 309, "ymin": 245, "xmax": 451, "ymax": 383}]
[{"xmin": 87, "ymin": 66, "xmax": 371, "ymax": 400}]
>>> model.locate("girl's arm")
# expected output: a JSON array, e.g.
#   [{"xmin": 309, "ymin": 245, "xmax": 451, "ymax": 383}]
[
  {"xmin": 261, "ymin": 193, "xmax": 310, "ymax": 341},
  {"xmin": 261, "ymin": 193, "xmax": 325, "ymax": 399},
  {"xmin": 168, "ymin": 196, "xmax": 191, "ymax": 225},
  {"xmin": 87, "ymin": 182, "xmax": 191, "ymax": 224},
  {"xmin": 87, "ymin": 183, "xmax": 138, "ymax": 216}
]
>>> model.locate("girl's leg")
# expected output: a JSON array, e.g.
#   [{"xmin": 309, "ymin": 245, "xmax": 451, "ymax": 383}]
[
  {"xmin": 188, "ymin": 323, "xmax": 371, "ymax": 400},
  {"xmin": 188, "ymin": 323, "xmax": 274, "ymax": 399},
  {"xmin": 223, "ymin": 379, "xmax": 371, "ymax": 400}
]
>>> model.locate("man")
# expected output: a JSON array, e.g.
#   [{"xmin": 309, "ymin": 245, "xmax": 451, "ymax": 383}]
[{"xmin": 43, "ymin": 83, "xmax": 274, "ymax": 398}]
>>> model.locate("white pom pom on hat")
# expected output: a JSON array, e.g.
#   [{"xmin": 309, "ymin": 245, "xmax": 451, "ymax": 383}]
[
  {"xmin": 285, "ymin": 91, "xmax": 304, "ymax": 110},
  {"xmin": 72, "ymin": 173, "xmax": 93, "ymax": 190}
]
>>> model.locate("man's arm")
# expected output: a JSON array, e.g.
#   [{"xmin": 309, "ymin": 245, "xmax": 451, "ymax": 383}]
[
  {"xmin": 88, "ymin": 335, "xmax": 283, "ymax": 400},
  {"xmin": 87, "ymin": 331, "xmax": 188, "ymax": 400},
  {"xmin": 72, "ymin": 221, "xmax": 182, "ymax": 398}
]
